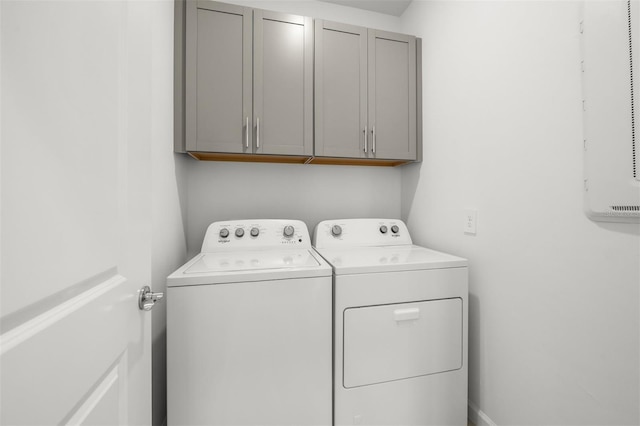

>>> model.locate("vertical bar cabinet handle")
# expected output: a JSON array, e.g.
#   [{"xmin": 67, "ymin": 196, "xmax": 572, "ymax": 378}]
[
  {"xmin": 256, "ymin": 117, "xmax": 260, "ymax": 149},
  {"xmin": 364, "ymin": 126, "xmax": 368, "ymax": 153},
  {"xmin": 372, "ymin": 126, "xmax": 376, "ymax": 153},
  {"xmin": 245, "ymin": 116, "xmax": 249, "ymax": 149}
]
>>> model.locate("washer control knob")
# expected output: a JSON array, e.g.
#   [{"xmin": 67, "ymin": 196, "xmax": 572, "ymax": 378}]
[
  {"xmin": 331, "ymin": 225, "xmax": 343, "ymax": 237},
  {"xmin": 379, "ymin": 225, "xmax": 388, "ymax": 234},
  {"xmin": 250, "ymin": 227, "xmax": 260, "ymax": 237},
  {"xmin": 283, "ymin": 225, "xmax": 295, "ymax": 238},
  {"xmin": 391, "ymin": 225, "xmax": 400, "ymax": 234},
  {"xmin": 235, "ymin": 228, "xmax": 245, "ymax": 238},
  {"xmin": 219, "ymin": 228, "xmax": 230, "ymax": 238}
]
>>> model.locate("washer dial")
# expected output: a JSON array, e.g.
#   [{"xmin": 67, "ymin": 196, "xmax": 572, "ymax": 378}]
[
  {"xmin": 331, "ymin": 225, "xmax": 343, "ymax": 237},
  {"xmin": 283, "ymin": 225, "xmax": 295, "ymax": 238},
  {"xmin": 235, "ymin": 228, "xmax": 245, "ymax": 238}
]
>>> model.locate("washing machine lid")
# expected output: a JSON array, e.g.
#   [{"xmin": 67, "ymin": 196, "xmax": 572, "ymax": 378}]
[
  {"xmin": 167, "ymin": 248, "xmax": 332, "ymax": 287},
  {"xmin": 314, "ymin": 245, "xmax": 467, "ymax": 275}
]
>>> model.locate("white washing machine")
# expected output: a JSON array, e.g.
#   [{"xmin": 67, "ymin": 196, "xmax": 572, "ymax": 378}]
[
  {"xmin": 167, "ymin": 219, "xmax": 332, "ymax": 426},
  {"xmin": 313, "ymin": 218, "xmax": 468, "ymax": 426}
]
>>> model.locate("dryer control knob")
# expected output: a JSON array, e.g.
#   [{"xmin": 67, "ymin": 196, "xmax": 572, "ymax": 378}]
[
  {"xmin": 219, "ymin": 228, "xmax": 230, "ymax": 238},
  {"xmin": 250, "ymin": 227, "xmax": 260, "ymax": 237},
  {"xmin": 235, "ymin": 228, "xmax": 245, "ymax": 238},
  {"xmin": 331, "ymin": 225, "xmax": 342, "ymax": 236},
  {"xmin": 283, "ymin": 225, "xmax": 295, "ymax": 237},
  {"xmin": 379, "ymin": 225, "xmax": 388, "ymax": 234},
  {"xmin": 391, "ymin": 225, "xmax": 400, "ymax": 234}
]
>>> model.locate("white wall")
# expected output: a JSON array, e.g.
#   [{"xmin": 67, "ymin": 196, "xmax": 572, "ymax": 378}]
[
  {"xmin": 149, "ymin": 2, "xmax": 188, "ymax": 425},
  {"xmin": 186, "ymin": 160, "xmax": 401, "ymax": 256},
  {"xmin": 401, "ymin": 1, "xmax": 640, "ymax": 424},
  {"xmin": 184, "ymin": 0, "xmax": 405, "ymax": 257}
]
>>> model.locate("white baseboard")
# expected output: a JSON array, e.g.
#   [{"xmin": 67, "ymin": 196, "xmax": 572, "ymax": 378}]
[{"xmin": 468, "ymin": 400, "xmax": 497, "ymax": 426}]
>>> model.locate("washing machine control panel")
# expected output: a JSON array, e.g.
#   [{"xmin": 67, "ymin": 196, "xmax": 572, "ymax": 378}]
[
  {"xmin": 202, "ymin": 219, "xmax": 311, "ymax": 252},
  {"xmin": 313, "ymin": 218, "xmax": 413, "ymax": 249}
]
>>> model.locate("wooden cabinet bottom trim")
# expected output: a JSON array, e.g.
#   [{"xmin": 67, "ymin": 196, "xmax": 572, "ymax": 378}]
[
  {"xmin": 307, "ymin": 157, "xmax": 411, "ymax": 167},
  {"xmin": 188, "ymin": 152, "xmax": 312, "ymax": 164},
  {"xmin": 188, "ymin": 152, "xmax": 414, "ymax": 166}
]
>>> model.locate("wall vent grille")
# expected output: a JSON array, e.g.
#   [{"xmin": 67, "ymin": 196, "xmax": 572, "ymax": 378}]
[
  {"xmin": 629, "ymin": 0, "xmax": 637, "ymax": 178},
  {"xmin": 610, "ymin": 205, "xmax": 640, "ymax": 211},
  {"xmin": 581, "ymin": 1, "xmax": 640, "ymax": 223}
]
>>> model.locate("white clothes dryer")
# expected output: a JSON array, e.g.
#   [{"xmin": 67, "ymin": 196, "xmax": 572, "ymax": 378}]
[
  {"xmin": 313, "ymin": 218, "xmax": 468, "ymax": 426},
  {"xmin": 167, "ymin": 219, "xmax": 332, "ymax": 426}
]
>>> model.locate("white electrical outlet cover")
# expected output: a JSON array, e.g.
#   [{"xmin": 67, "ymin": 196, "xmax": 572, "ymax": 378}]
[{"xmin": 464, "ymin": 209, "xmax": 477, "ymax": 235}]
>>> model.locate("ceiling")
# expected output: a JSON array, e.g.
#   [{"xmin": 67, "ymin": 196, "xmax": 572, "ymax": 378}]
[{"xmin": 318, "ymin": 0, "xmax": 413, "ymax": 17}]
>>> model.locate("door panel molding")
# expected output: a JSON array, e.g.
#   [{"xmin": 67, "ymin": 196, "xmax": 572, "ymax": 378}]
[
  {"xmin": 64, "ymin": 354, "xmax": 128, "ymax": 426},
  {"xmin": 0, "ymin": 267, "xmax": 119, "ymax": 335},
  {"xmin": 0, "ymin": 274, "xmax": 126, "ymax": 355},
  {"xmin": 0, "ymin": 277, "xmax": 132, "ymax": 424}
]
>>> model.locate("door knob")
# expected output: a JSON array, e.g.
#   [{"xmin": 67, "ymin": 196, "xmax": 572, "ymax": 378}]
[{"xmin": 138, "ymin": 286, "xmax": 164, "ymax": 311}]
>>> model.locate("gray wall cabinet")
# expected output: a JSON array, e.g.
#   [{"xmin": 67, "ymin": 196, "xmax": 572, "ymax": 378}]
[
  {"xmin": 176, "ymin": 2, "xmax": 421, "ymax": 166},
  {"xmin": 185, "ymin": 1, "xmax": 251, "ymax": 154},
  {"xmin": 254, "ymin": 10, "xmax": 313, "ymax": 156},
  {"xmin": 315, "ymin": 20, "xmax": 417, "ymax": 162},
  {"xmin": 314, "ymin": 21, "xmax": 368, "ymax": 159},
  {"xmin": 185, "ymin": 1, "xmax": 313, "ymax": 158}
]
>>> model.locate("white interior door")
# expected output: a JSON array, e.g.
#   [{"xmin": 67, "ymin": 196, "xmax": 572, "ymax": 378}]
[{"xmin": 1, "ymin": 1, "xmax": 156, "ymax": 424}]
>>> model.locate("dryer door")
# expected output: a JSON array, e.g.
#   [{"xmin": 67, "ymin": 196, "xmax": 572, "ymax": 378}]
[{"xmin": 343, "ymin": 298, "xmax": 463, "ymax": 388}]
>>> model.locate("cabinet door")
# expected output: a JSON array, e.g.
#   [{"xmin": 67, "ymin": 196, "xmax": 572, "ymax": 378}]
[
  {"xmin": 254, "ymin": 11, "xmax": 313, "ymax": 156},
  {"xmin": 368, "ymin": 30, "xmax": 417, "ymax": 160},
  {"xmin": 186, "ymin": 1, "xmax": 252, "ymax": 153},
  {"xmin": 315, "ymin": 20, "xmax": 368, "ymax": 158}
]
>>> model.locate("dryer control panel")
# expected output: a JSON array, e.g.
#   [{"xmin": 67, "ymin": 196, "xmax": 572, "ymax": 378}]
[
  {"xmin": 201, "ymin": 219, "xmax": 311, "ymax": 252},
  {"xmin": 313, "ymin": 218, "xmax": 413, "ymax": 249}
]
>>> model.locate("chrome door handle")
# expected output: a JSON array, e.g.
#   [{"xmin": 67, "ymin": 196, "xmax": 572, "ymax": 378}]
[
  {"xmin": 245, "ymin": 116, "xmax": 250, "ymax": 149},
  {"xmin": 138, "ymin": 286, "xmax": 164, "ymax": 311},
  {"xmin": 256, "ymin": 117, "xmax": 260, "ymax": 149},
  {"xmin": 364, "ymin": 126, "xmax": 368, "ymax": 153}
]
